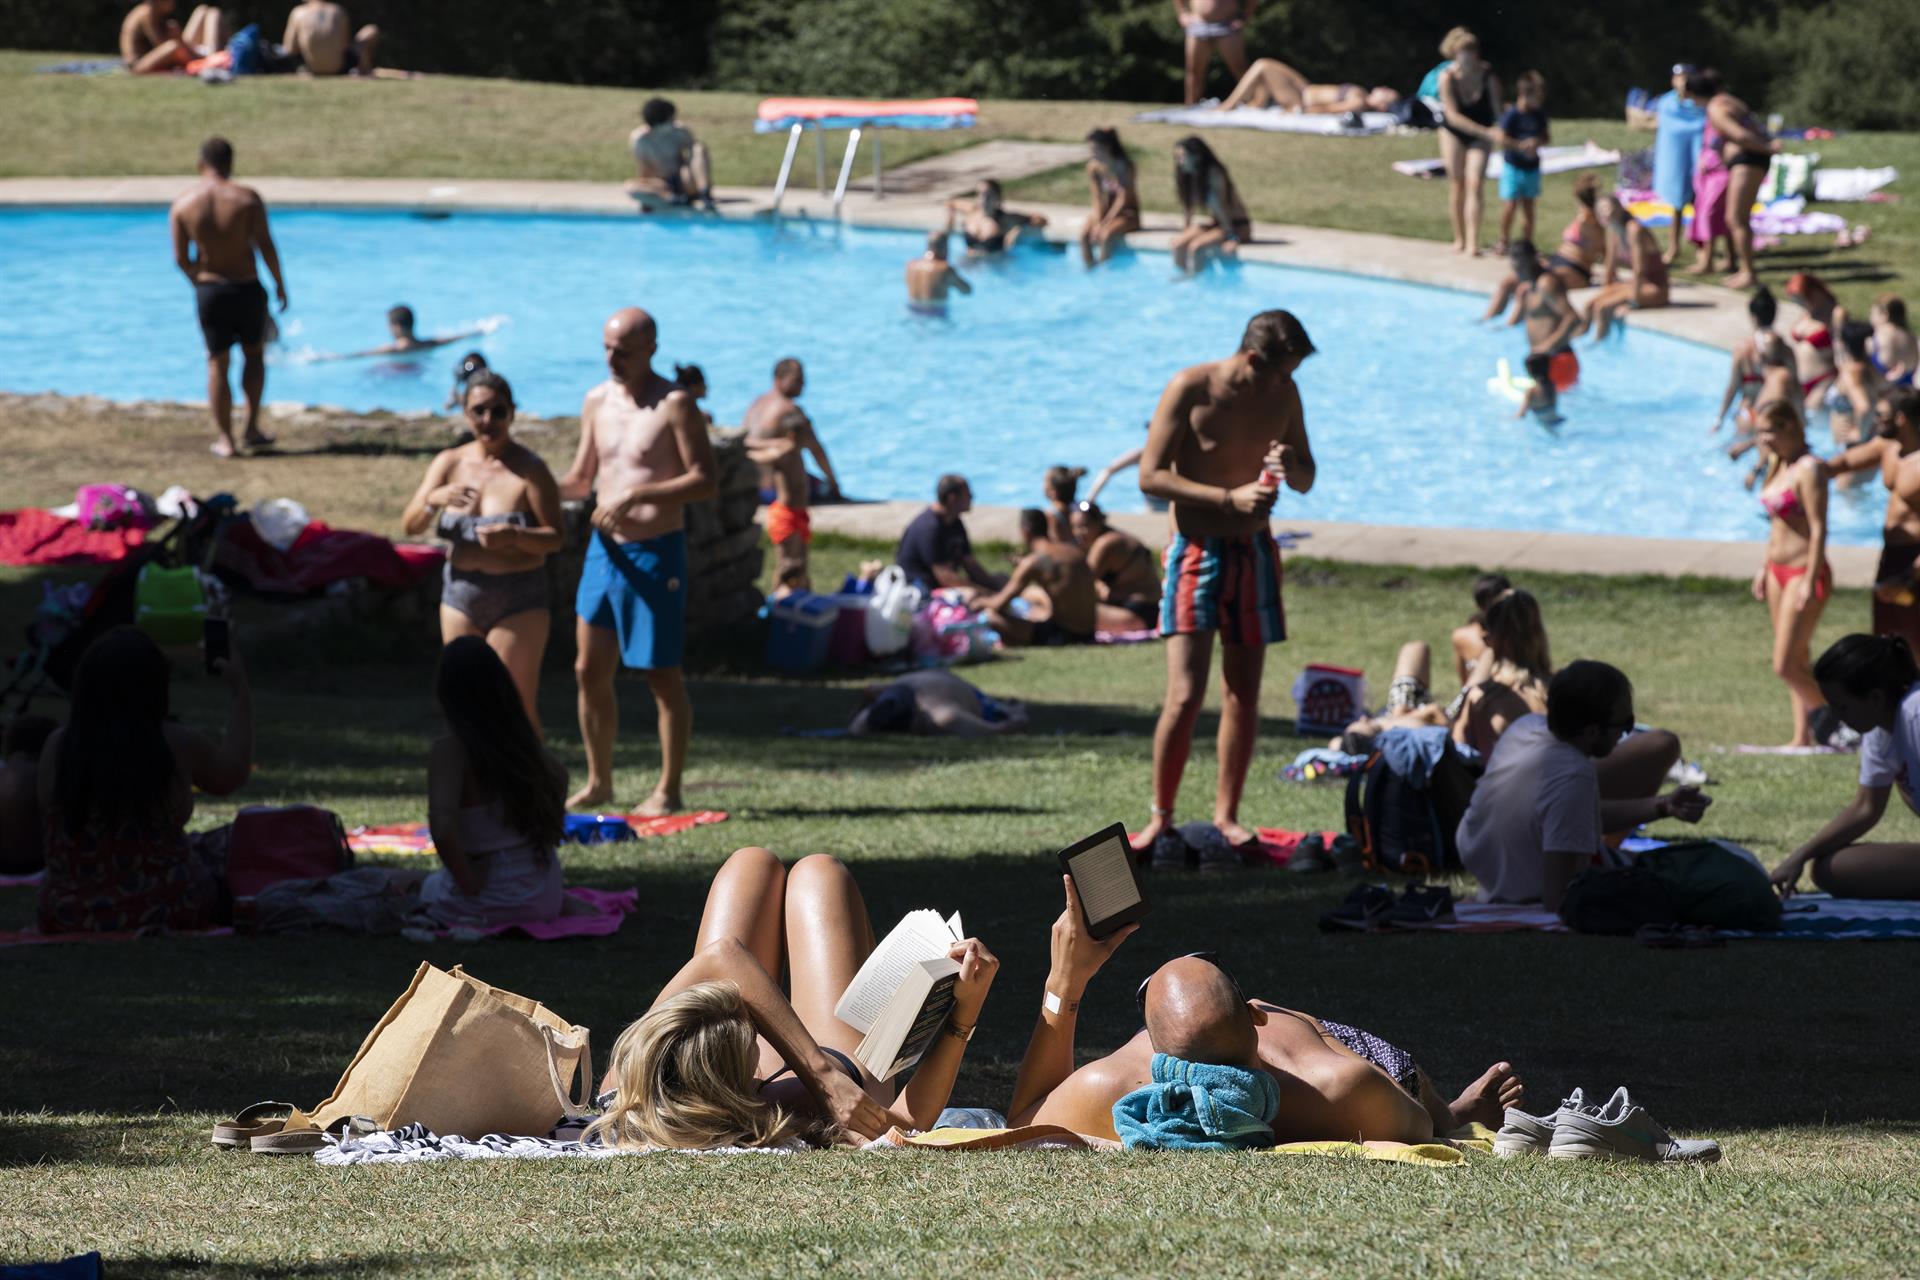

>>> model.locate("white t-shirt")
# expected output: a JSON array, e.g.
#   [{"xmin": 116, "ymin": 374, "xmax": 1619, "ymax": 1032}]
[
  {"xmin": 1858, "ymin": 682, "xmax": 1920, "ymax": 813},
  {"xmin": 1455, "ymin": 714, "xmax": 1602, "ymax": 903}
]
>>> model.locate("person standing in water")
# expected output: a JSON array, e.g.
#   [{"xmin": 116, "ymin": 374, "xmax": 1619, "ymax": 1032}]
[
  {"xmin": 906, "ymin": 231, "xmax": 972, "ymax": 315},
  {"xmin": 559, "ymin": 308, "xmax": 718, "ymax": 815},
  {"xmin": 1134, "ymin": 311, "xmax": 1316, "ymax": 853},
  {"xmin": 168, "ymin": 136, "xmax": 288, "ymax": 459}
]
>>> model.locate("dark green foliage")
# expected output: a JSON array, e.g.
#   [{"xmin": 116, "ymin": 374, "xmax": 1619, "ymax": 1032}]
[{"xmin": 8, "ymin": 0, "xmax": 1920, "ymax": 126}]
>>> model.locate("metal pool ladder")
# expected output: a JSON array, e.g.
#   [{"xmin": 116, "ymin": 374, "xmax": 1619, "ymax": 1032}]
[{"xmin": 770, "ymin": 122, "xmax": 886, "ymax": 220}]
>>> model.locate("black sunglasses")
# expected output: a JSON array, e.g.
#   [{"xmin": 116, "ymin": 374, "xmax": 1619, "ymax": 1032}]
[{"xmin": 1136, "ymin": 951, "xmax": 1242, "ymax": 1022}]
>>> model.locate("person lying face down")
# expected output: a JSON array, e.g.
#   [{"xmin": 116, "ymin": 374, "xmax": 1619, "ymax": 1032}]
[{"xmin": 1005, "ymin": 878, "xmax": 1524, "ymax": 1148}]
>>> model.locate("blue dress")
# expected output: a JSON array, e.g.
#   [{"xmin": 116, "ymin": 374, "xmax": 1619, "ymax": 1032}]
[{"xmin": 1653, "ymin": 91, "xmax": 1706, "ymax": 212}]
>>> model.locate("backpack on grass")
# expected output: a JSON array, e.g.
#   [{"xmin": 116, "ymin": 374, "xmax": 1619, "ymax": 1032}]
[
  {"xmin": 1559, "ymin": 840, "xmax": 1782, "ymax": 934},
  {"xmin": 1343, "ymin": 736, "xmax": 1477, "ymax": 874}
]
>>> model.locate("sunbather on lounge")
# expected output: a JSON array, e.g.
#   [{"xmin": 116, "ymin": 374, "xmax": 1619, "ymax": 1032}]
[
  {"xmin": 1333, "ymin": 641, "xmax": 1454, "ymax": 755},
  {"xmin": 946, "ymin": 180, "xmax": 1048, "ymax": 256},
  {"xmin": 1219, "ymin": 58, "xmax": 1401, "ymax": 115},
  {"xmin": 1769, "ymin": 634, "xmax": 1920, "ymax": 899},
  {"xmin": 418, "ymin": 637, "xmax": 566, "ymax": 928},
  {"xmin": 1006, "ymin": 876, "xmax": 1524, "ymax": 1146},
  {"xmin": 977, "ymin": 509, "xmax": 1099, "ymax": 646},
  {"xmin": 36, "ymin": 626, "xmax": 252, "ymax": 934},
  {"xmin": 591, "ymin": 847, "xmax": 999, "ymax": 1148},
  {"xmin": 850, "ymin": 669, "xmax": 1029, "ymax": 736}
]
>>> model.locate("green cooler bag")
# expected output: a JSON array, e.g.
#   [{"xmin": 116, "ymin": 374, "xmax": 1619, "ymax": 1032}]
[{"xmin": 134, "ymin": 564, "xmax": 208, "ymax": 647}]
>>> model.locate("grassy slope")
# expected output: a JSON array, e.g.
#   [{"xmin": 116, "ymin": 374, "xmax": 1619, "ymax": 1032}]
[
  {"xmin": 5, "ymin": 56, "xmax": 1920, "ymax": 1278},
  {"xmin": 3, "ymin": 411, "xmax": 1920, "ymax": 1276},
  {"xmin": 3, "ymin": 51, "xmax": 1917, "ymax": 312}
]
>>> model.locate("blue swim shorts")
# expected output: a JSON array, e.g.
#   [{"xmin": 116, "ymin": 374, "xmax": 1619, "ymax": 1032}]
[
  {"xmin": 1499, "ymin": 165, "xmax": 1542, "ymax": 201},
  {"xmin": 576, "ymin": 530, "xmax": 687, "ymax": 670}
]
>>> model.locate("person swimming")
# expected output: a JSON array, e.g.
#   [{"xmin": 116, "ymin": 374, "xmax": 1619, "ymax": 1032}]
[{"xmin": 906, "ymin": 230, "xmax": 973, "ymax": 315}]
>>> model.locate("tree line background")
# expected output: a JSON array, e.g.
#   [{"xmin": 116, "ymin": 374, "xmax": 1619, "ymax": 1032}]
[{"xmin": 14, "ymin": 0, "xmax": 1919, "ymax": 129}]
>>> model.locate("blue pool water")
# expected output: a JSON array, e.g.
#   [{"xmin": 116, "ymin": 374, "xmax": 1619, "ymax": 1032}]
[{"xmin": 0, "ymin": 207, "xmax": 1881, "ymax": 544}]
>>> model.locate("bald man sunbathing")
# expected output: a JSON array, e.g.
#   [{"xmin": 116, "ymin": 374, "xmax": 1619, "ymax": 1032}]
[{"xmin": 1007, "ymin": 878, "xmax": 1523, "ymax": 1146}]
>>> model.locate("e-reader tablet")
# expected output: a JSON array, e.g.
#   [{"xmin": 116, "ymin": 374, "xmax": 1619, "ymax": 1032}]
[{"xmin": 1056, "ymin": 822, "xmax": 1150, "ymax": 939}]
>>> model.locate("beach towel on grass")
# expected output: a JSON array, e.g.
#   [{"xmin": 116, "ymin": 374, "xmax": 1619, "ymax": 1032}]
[
  {"xmin": 1393, "ymin": 142, "xmax": 1619, "ymax": 181},
  {"xmin": 1134, "ymin": 102, "xmax": 1398, "ymax": 136},
  {"xmin": 348, "ymin": 811, "xmax": 728, "ymax": 856},
  {"xmin": 0, "ymin": 508, "xmax": 145, "ymax": 566},
  {"xmin": 1370, "ymin": 895, "xmax": 1920, "ymax": 939}
]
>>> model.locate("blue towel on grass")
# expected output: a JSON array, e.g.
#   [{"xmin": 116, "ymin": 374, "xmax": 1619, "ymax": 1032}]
[{"xmin": 1112, "ymin": 1053, "xmax": 1278, "ymax": 1151}]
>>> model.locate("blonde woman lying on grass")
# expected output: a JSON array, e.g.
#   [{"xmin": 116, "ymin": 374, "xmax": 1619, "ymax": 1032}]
[{"xmin": 588, "ymin": 847, "xmax": 999, "ymax": 1149}]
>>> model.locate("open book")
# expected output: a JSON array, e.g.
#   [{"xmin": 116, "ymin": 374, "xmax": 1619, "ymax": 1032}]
[{"xmin": 833, "ymin": 909, "xmax": 964, "ymax": 1081}]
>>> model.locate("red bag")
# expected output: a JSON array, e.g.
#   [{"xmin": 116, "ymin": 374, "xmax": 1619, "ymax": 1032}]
[{"xmin": 227, "ymin": 805, "xmax": 354, "ymax": 898}]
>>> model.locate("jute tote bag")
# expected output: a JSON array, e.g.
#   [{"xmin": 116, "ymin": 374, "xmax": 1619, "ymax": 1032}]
[{"xmin": 309, "ymin": 963, "xmax": 593, "ymax": 1138}]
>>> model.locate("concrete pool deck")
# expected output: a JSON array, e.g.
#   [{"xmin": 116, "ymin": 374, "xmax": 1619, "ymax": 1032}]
[{"xmin": 2, "ymin": 170, "xmax": 1868, "ymax": 584}]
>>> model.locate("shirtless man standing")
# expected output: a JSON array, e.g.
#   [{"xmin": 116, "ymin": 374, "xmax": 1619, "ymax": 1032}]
[
  {"xmin": 120, "ymin": 0, "xmax": 227, "ymax": 73},
  {"xmin": 1135, "ymin": 311, "xmax": 1315, "ymax": 852},
  {"xmin": 560, "ymin": 308, "xmax": 719, "ymax": 815},
  {"xmin": 744, "ymin": 358, "xmax": 841, "ymax": 502},
  {"xmin": 627, "ymin": 98, "xmax": 715, "ymax": 211},
  {"xmin": 1824, "ymin": 389, "xmax": 1920, "ymax": 653},
  {"xmin": 906, "ymin": 232, "xmax": 972, "ymax": 315},
  {"xmin": 168, "ymin": 137, "xmax": 288, "ymax": 458},
  {"xmin": 978, "ymin": 509, "xmax": 1099, "ymax": 646},
  {"xmin": 1007, "ymin": 878, "xmax": 1523, "ymax": 1144},
  {"xmin": 1070, "ymin": 502, "xmax": 1163, "ymax": 632},
  {"xmin": 1174, "ymin": 0, "xmax": 1253, "ymax": 106},
  {"xmin": 283, "ymin": 0, "xmax": 379, "ymax": 75}
]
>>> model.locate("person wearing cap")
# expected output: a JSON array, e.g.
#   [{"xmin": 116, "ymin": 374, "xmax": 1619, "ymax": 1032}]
[
  {"xmin": 848, "ymin": 670, "xmax": 1027, "ymax": 737},
  {"xmin": 1652, "ymin": 63, "xmax": 1707, "ymax": 266}
]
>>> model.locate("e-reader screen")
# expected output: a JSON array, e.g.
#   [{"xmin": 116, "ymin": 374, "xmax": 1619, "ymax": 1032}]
[{"xmin": 1057, "ymin": 823, "xmax": 1150, "ymax": 938}]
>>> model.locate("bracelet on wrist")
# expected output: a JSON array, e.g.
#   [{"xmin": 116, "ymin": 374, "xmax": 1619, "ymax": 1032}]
[{"xmin": 944, "ymin": 1017, "xmax": 975, "ymax": 1043}]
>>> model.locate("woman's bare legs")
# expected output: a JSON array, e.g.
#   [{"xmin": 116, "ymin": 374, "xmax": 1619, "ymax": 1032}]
[
  {"xmin": 1393, "ymin": 640, "xmax": 1432, "ymax": 688},
  {"xmin": 1184, "ymin": 224, "xmax": 1231, "ymax": 273},
  {"xmin": 784, "ymin": 854, "xmax": 893, "ymax": 1102},
  {"xmin": 1481, "ymin": 274, "xmax": 1519, "ymax": 321},
  {"xmin": 1221, "ymin": 58, "xmax": 1307, "ymax": 111},
  {"xmin": 1460, "ymin": 146, "xmax": 1491, "ymax": 255},
  {"xmin": 487, "ymin": 608, "xmax": 550, "ymax": 738},
  {"xmin": 1440, "ymin": 130, "xmax": 1469, "ymax": 251},
  {"xmin": 1765, "ymin": 572, "xmax": 1829, "ymax": 746},
  {"xmin": 1724, "ymin": 162, "xmax": 1768, "ymax": 289},
  {"xmin": 690, "ymin": 847, "xmax": 788, "ymax": 978},
  {"xmin": 181, "ymin": 5, "xmax": 229, "ymax": 51},
  {"xmin": 1810, "ymin": 843, "xmax": 1920, "ymax": 898}
]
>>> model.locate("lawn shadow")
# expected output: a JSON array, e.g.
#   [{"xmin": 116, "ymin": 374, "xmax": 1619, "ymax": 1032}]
[
  {"xmin": 114, "ymin": 1254, "xmax": 426, "ymax": 1278},
  {"xmin": 0, "ymin": 1115, "xmax": 179, "ymax": 1168}
]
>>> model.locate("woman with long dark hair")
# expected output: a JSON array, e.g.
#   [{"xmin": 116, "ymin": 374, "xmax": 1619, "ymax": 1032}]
[
  {"xmin": 1169, "ymin": 135, "xmax": 1250, "ymax": 273},
  {"xmin": 419, "ymin": 635, "xmax": 569, "ymax": 926},
  {"xmin": 1451, "ymin": 588, "xmax": 1553, "ymax": 757},
  {"xmin": 401, "ymin": 370, "xmax": 563, "ymax": 733},
  {"xmin": 36, "ymin": 626, "xmax": 253, "ymax": 933},
  {"xmin": 1080, "ymin": 128, "xmax": 1140, "ymax": 266},
  {"xmin": 1753, "ymin": 399, "xmax": 1832, "ymax": 748},
  {"xmin": 1770, "ymin": 634, "xmax": 1920, "ymax": 898}
]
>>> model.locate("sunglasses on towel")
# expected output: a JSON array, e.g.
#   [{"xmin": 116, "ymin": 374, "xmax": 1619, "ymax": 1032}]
[{"xmin": 1136, "ymin": 951, "xmax": 1245, "ymax": 1023}]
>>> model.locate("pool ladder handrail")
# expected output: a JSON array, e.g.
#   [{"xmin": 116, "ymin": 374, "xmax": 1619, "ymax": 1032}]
[{"xmin": 770, "ymin": 122, "xmax": 885, "ymax": 220}]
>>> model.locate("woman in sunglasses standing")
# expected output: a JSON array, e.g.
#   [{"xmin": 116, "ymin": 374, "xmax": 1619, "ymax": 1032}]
[{"xmin": 403, "ymin": 370, "xmax": 565, "ymax": 732}]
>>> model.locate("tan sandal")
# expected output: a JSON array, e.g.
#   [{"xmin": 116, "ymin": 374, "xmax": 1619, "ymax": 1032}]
[{"xmin": 211, "ymin": 1101, "xmax": 298, "ymax": 1149}]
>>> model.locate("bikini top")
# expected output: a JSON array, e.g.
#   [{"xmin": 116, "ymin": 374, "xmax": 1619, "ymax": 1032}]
[
  {"xmin": 437, "ymin": 509, "xmax": 531, "ymax": 546},
  {"xmin": 1760, "ymin": 465, "xmax": 1807, "ymax": 521}
]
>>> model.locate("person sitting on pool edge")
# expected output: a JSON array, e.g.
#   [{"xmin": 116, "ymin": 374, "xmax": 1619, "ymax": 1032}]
[
  {"xmin": 1455, "ymin": 660, "xmax": 1709, "ymax": 910},
  {"xmin": 1070, "ymin": 502, "xmax": 1163, "ymax": 632},
  {"xmin": 977, "ymin": 509, "xmax": 1099, "ymax": 646},
  {"xmin": 946, "ymin": 180, "xmax": 1048, "ymax": 256},
  {"xmin": 894, "ymin": 474, "xmax": 1004, "ymax": 597},
  {"xmin": 1769, "ymin": 634, "xmax": 1920, "ymax": 900},
  {"xmin": 850, "ymin": 669, "xmax": 1029, "ymax": 737},
  {"xmin": 627, "ymin": 97, "xmax": 715, "ymax": 212},
  {"xmin": 906, "ymin": 231, "xmax": 973, "ymax": 315},
  {"xmin": 1006, "ymin": 875, "xmax": 1525, "ymax": 1146}
]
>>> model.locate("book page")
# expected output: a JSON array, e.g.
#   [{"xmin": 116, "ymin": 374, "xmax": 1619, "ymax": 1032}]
[
  {"xmin": 1066, "ymin": 831, "xmax": 1141, "ymax": 926},
  {"xmin": 834, "ymin": 909, "xmax": 949, "ymax": 1032}
]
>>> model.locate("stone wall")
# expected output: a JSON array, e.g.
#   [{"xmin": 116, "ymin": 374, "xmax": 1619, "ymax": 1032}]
[{"xmin": 551, "ymin": 429, "xmax": 765, "ymax": 638}]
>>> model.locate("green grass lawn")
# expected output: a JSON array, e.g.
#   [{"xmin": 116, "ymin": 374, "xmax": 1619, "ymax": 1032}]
[
  {"xmin": 3, "ymin": 49, "xmax": 1917, "ymax": 313},
  {"xmin": 5, "ymin": 57, "xmax": 1920, "ymax": 1279}
]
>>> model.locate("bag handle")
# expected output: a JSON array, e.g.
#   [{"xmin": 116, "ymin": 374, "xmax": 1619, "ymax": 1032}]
[{"xmin": 542, "ymin": 1023, "xmax": 596, "ymax": 1120}]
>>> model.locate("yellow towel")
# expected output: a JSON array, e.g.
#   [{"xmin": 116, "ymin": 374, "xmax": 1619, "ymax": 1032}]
[{"xmin": 1266, "ymin": 1122, "xmax": 1497, "ymax": 1167}]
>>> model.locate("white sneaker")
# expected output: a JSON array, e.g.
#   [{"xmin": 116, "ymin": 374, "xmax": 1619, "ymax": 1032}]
[
  {"xmin": 1546, "ymin": 1086, "xmax": 1721, "ymax": 1163},
  {"xmin": 1492, "ymin": 1087, "xmax": 1586, "ymax": 1158}
]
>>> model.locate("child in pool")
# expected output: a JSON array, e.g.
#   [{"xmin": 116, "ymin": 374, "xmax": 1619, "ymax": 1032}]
[
  {"xmin": 1516, "ymin": 353, "xmax": 1564, "ymax": 425},
  {"xmin": 1871, "ymin": 295, "xmax": 1916, "ymax": 387}
]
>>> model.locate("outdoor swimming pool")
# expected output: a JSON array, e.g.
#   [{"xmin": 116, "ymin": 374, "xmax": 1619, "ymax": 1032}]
[{"xmin": 0, "ymin": 207, "xmax": 1882, "ymax": 544}]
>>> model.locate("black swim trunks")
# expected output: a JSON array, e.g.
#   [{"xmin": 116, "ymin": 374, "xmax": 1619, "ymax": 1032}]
[
  {"xmin": 194, "ymin": 280, "xmax": 269, "ymax": 354},
  {"xmin": 1030, "ymin": 618, "xmax": 1094, "ymax": 647},
  {"xmin": 1120, "ymin": 596, "xmax": 1159, "ymax": 629},
  {"xmin": 1729, "ymin": 148, "xmax": 1772, "ymax": 169}
]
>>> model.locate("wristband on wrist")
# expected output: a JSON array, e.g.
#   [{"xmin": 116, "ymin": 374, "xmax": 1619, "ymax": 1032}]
[
  {"xmin": 1042, "ymin": 990, "xmax": 1079, "ymax": 1016},
  {"xmin": 945, "ymin": 1018, "xmax": 975, "ymax": 1042}
]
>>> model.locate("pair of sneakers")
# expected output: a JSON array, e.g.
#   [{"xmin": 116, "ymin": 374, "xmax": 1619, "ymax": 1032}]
[
  {"xmin": 1494, "ymin": 1086, "xmax": 1721, "ymax": 1162},
  {"xmin": 1317, "ymin": 883, "xmax": 1454, "ymax": 931},
  {"xmin": 1287, "ymin": 832, "xmax": 1365, "ymax": 875}
]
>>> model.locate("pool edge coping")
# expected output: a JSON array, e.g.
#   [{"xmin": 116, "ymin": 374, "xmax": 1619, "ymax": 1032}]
[{"xmin": 3, "ymin": 175, "xmax": 1856, "ymax": 585}]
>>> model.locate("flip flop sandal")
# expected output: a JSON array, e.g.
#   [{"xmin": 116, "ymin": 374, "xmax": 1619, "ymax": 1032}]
[
  {"xmin": 250, "ymin": 1126, "xmax": 329, "ymax": 1155},
  {"xmin": 211, "ymin": 1101, "xmax": 298, "ymax": 1149}
]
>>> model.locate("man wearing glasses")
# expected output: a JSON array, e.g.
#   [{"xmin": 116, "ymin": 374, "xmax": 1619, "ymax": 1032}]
[
  {"xmin": 1456, "ymin": 661, "xmax": 1710, "ymax": 910},
  {"xmin": 1004, "ymin": 877, "xmax": 1525, "ymax": 1145}
]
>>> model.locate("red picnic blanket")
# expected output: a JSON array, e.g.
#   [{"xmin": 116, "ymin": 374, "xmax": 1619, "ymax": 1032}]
[{"xmin": 0, "ymin": 508, "xmax": 145, "ymax": 566}]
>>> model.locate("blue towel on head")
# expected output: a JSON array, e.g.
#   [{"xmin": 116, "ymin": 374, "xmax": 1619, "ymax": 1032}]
[{"xmin": 1112, "ymin": 1053, "xmax": 1278, "ymax": 1151}]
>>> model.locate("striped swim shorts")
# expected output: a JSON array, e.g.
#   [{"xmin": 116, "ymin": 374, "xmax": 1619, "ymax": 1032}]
[{"xmin": 1159, "ymin": 532, "xmax": 1286, "ymax": 646}]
